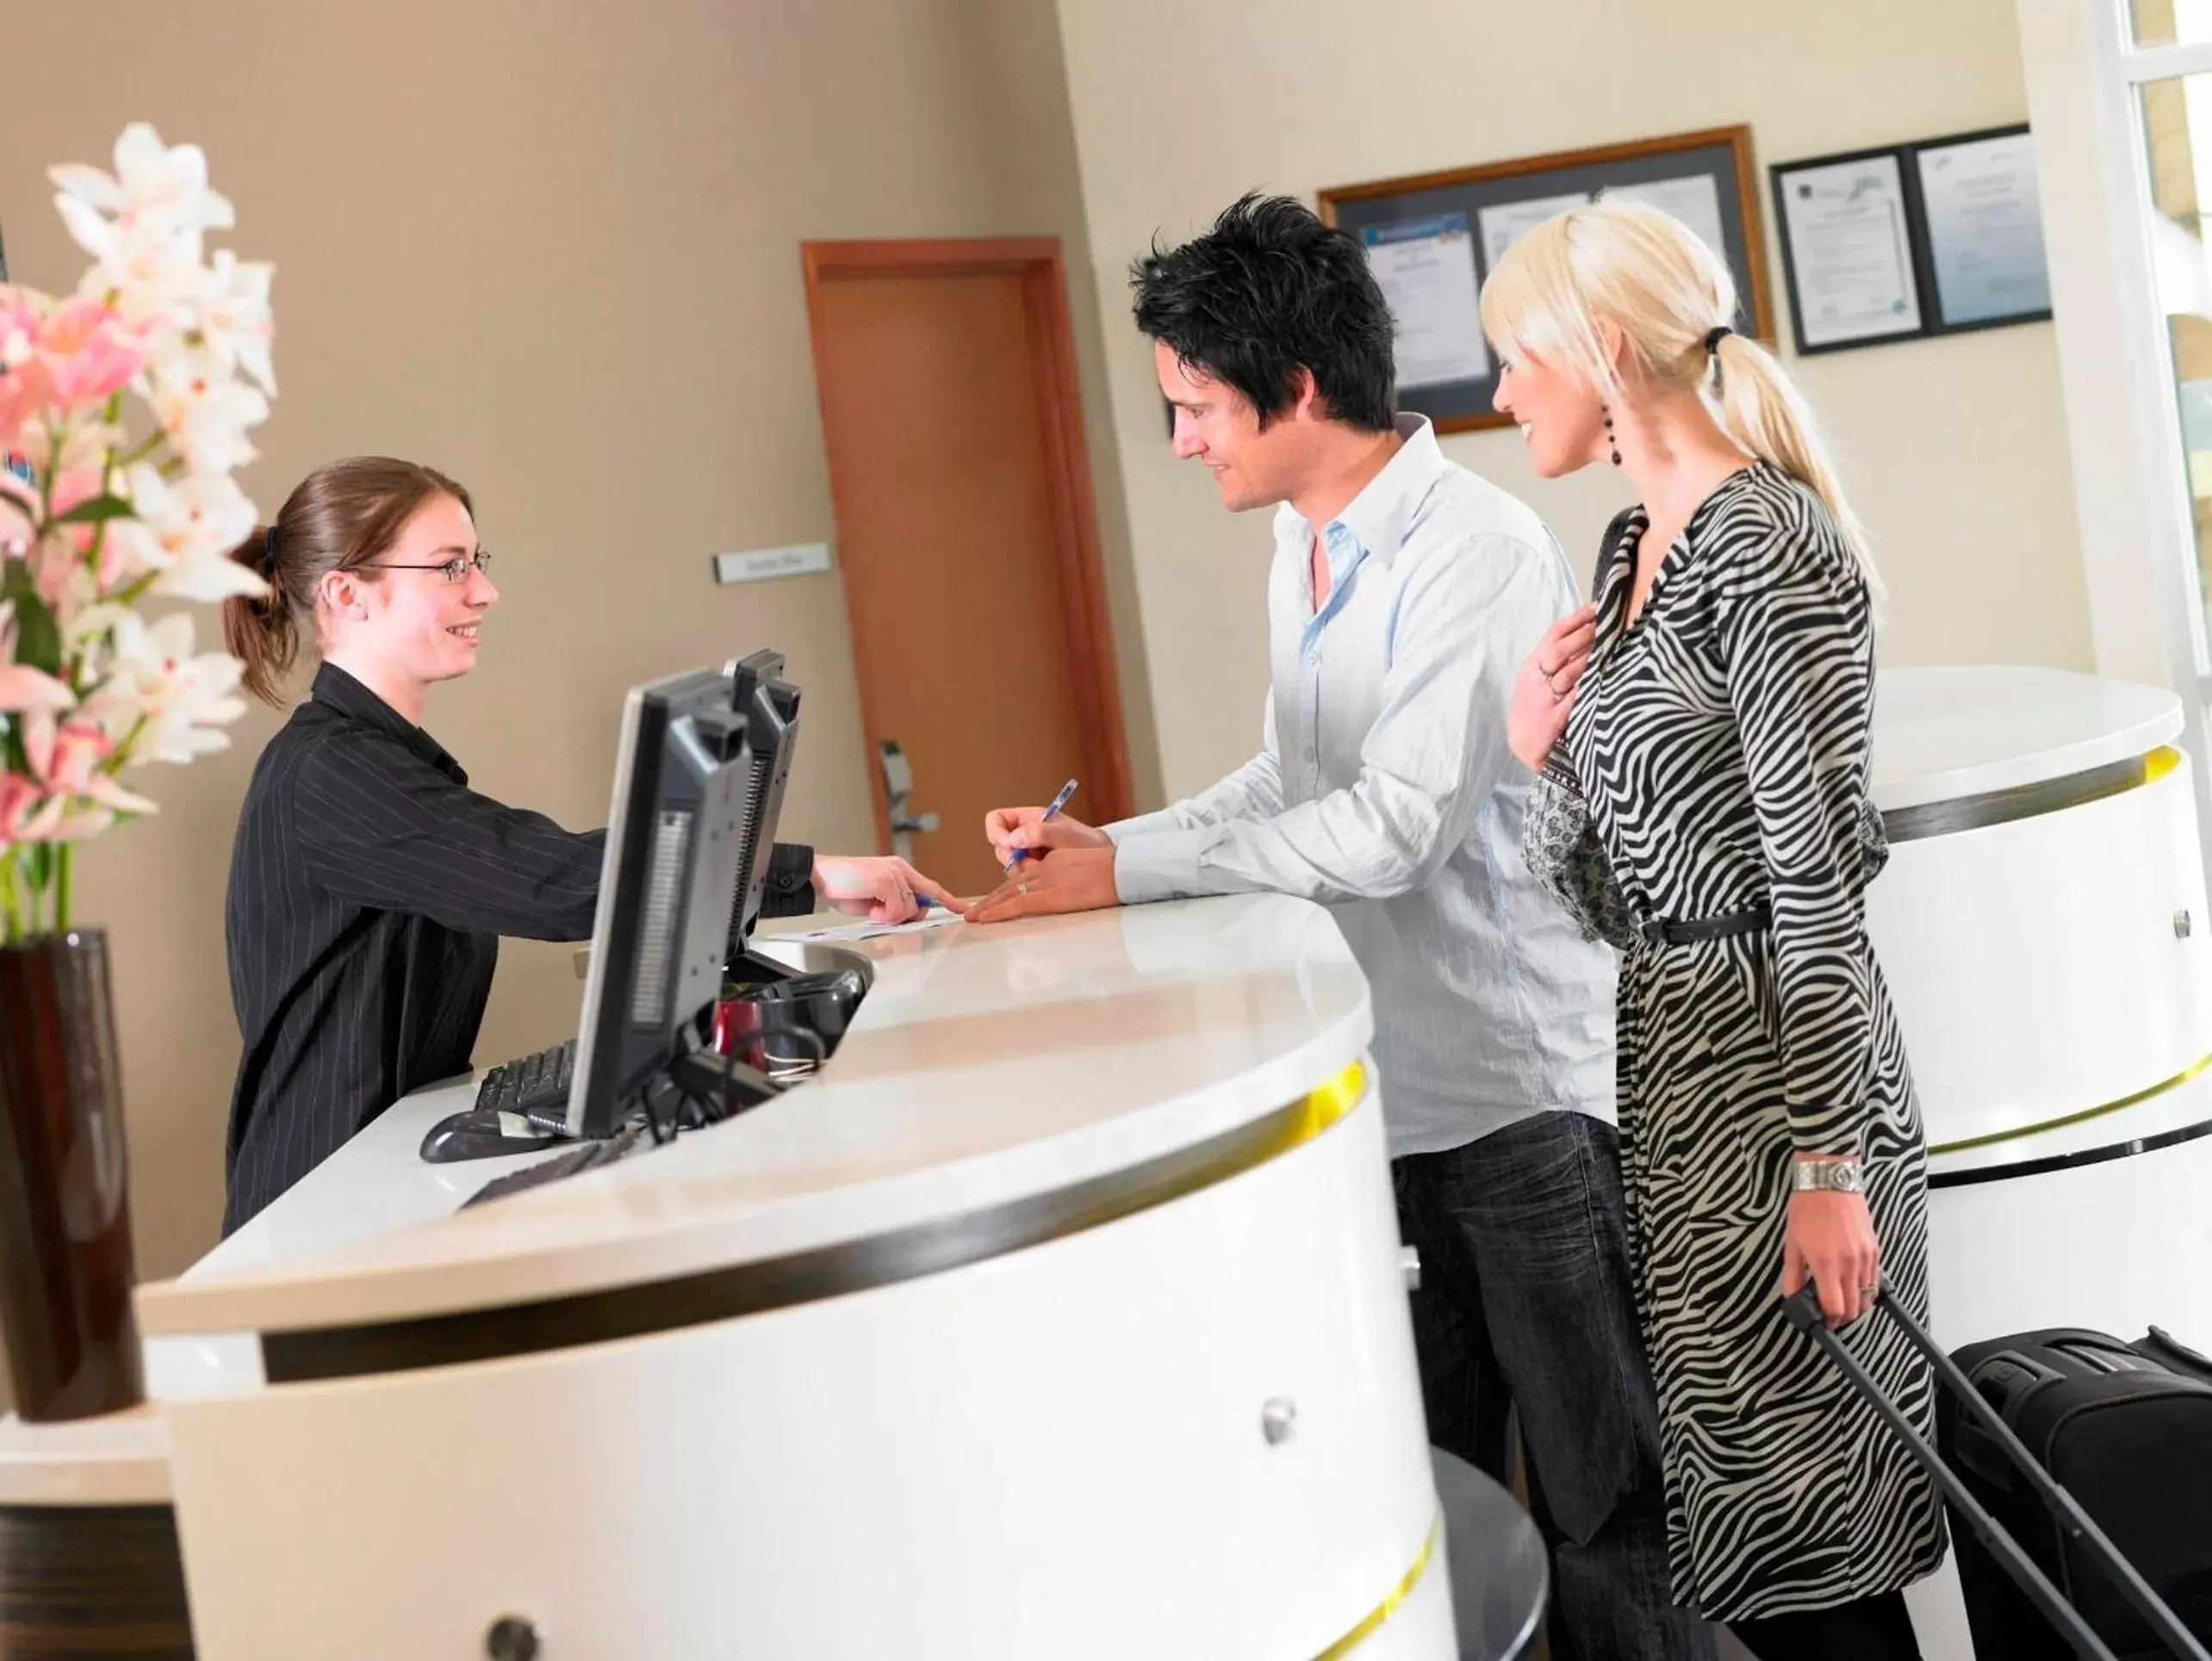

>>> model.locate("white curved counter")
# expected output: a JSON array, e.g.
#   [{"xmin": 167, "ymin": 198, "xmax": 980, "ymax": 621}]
[
  {"xmin": 1868, "ymin": 666, "xmax": 2211, "ymax": 1161},
  {"xmin": 134, "ymin": 895, "xmax": 1452, "ymax": 1660},
  {"xmin": 1868, "ymin": 666, "xmax": 2212, "ymax": 1661},
  {"xmin": 1870, "ymin": 666, "xmax": 2182, "ymax": 811}
]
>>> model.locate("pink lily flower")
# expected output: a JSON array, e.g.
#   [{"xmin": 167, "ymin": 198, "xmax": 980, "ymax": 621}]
[
  {"xmin": 37, "ymin": 299, "xmax": 144, "ymax": 413},
  {"xmin": 12, "ymin": 711, "xmax": 154, "ymax": 845},
  {"xmin": 0, "ymin": 289, "xmax": 53, "ymax": 444},
  {"xmin": 0, "ymin": 775, "xmax": 58, "ymax": 844}
]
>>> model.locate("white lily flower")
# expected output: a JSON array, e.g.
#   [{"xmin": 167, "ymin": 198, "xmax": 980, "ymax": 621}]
[
  {"xmin": 118, "ymin": 464, "xmax": 258, "ymax": 570},
  {"xmin": 150, "ymin": 549, "xmax": 268, "ymax": 604},
  {"xmin": 72, "ymin": 238, "xmax": 201, "ymax": 336},
  {"xmin": 140, "ymin": 340, "xmax": 268, "ymax": 476},
  {"xmin": 196, "ymin": 252, "xmax": 276, "ymax": 396},
  {"xmin": 50, "ymin": 124, "xmax": 234, "ymax": 271},
  {"xmin": 96, "ymin": 612, "xmax": 249, "ymax": 765}
]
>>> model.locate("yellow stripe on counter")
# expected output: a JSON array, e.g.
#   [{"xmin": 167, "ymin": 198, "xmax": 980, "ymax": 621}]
[
  {"xmin": 1277, "ymin": 1057, "xmax": 1366, "ymax": 1149},
  {"xmin": 1930, "ymin": 1047, "xmax": 2212, "ymax": 1154},
  {"xmin": 1314, "ymin": 1512, "xmax": 1445, "ymax": 1660}
]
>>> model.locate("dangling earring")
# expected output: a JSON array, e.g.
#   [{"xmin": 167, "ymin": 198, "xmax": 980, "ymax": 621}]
[{"xmin": 1601, "ymin": 404, "xmax": 1622, "ymax": 467}]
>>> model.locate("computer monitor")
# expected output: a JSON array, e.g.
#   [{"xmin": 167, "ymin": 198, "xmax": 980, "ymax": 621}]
[
  {"xmin": 724, "ymin": 649, "xmax": 801, "ymax": 963},
  {"xmin": 550, "ymin": 660, "xmax": 793, "ymax": 1138}
]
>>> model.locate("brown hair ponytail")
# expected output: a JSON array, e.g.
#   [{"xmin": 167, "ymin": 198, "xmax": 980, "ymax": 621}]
[{"xmin": 219, "ymin": 457, "xmax": 473, "ymax": 706}]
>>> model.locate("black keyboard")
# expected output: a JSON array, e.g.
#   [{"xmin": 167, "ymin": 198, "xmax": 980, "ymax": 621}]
[
  {"xmin": 461, "ymin": 1122, "xmax": 648, "ymax": 1210},
  {"xmin": 475, "ymin": 1039, "xmax": 576, "ymax": 1119}
]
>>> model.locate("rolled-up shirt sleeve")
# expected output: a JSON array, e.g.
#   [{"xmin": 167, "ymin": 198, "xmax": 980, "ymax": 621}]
[{"xmin": 1109, "ymin": 533, "xmax": 1560, "ymax": 906}]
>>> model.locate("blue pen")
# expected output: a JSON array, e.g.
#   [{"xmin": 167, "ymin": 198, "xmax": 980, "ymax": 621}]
[{"xmin": 1005, "ymin": 778, "xmax": 1080, "ymax": 875}]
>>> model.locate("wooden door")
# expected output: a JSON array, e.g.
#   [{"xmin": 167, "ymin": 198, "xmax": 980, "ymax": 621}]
[{"xmin": 804, "ymin": 239, "xmax": 1130, "ymax": 897}]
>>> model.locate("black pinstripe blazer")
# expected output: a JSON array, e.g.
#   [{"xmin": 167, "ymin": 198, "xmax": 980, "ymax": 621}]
[{"xmin": 221, "ymin": 664, "xmax": 813, "ymax": 1232}]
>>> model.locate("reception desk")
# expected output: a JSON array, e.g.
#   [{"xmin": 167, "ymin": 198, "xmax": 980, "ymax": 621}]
[
  {"xmin": 124, "ymin": 895, "xmax": 1449, "ymax": 1660},
  {"xmin": 16, "ymin": 663, "xmax": 2205, "ymax": 1659}
]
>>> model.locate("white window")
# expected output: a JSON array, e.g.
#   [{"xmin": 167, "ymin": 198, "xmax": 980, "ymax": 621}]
[{"xmin": 2019, "ymin": 0, "xmax": 2212, "ymax": 868}]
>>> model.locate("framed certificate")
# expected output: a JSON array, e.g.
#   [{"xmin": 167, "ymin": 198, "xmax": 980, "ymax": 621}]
[
  {"xmin": 1771, "ymin": 148, "xmax": 1924, "ymax": 353},
  {"xmin": 1768, "ymin": 123, "xmax": 2053, "ymax": 355},
  {"xmin": 1914, "ymin": 127, "xmax": 2053, "ymax": 331},
  {"xmin": 1319, "ymin": 127, "xmax": 1774, "ymax": 434}
]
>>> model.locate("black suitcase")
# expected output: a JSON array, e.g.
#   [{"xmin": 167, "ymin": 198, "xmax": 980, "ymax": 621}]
[
  {"xmin": 1783, "ymin": 1285, "xmax": 2212, "ymax": 1661},
  {"xmin": 1942, "ymin": 1327, "xmax": 2212, "ymax": 1658}
]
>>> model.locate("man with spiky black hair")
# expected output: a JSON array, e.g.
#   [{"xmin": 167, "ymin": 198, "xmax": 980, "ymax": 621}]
[{"xmin": 976, "ymin": 195, "xmax": 1712, "ymax": 1661}]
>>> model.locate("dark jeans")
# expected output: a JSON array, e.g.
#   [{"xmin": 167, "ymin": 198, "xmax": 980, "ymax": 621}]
[
  {"xmin": 1730, "ymin": 1590, "xmax": 1922, "ymax": 1660},
  {"xmin": 1394, "ymin": 1110, "xmax": 1713, "ymax": 1661}
]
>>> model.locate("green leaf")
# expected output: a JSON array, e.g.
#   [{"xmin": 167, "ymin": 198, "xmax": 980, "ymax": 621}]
[
  {"xmin": 49, "ymin": 495, "xmax": 134, "ymax": 526},
  {"xmin": 0, "ymin": 562, "xmax": 63, "ymax": 678}
]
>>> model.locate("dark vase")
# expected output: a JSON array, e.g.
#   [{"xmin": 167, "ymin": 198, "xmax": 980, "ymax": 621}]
[{"xmin": 0, "ymin": 930, "xmax": 143, "ymax": 1421}]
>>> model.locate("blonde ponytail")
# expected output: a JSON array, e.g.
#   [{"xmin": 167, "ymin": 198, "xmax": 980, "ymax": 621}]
[
  {"xmin": 1708, "ymin": 330, "xmax": 1882, "ymax": 601},
  {"xmin": 1481, "ymin": 197, "xmax": 1883, "ymax": 599}
]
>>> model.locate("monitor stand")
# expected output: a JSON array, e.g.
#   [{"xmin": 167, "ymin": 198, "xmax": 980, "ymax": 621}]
[{"xmin": 725, "ymin": 943, "xmax": 795, "ymax": 992}]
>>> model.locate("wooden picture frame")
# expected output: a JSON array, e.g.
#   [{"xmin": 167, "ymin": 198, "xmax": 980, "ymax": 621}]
[
  {"xmin": 1770, "ymin": 123, "xmax": 2051, "ymax": 357},
  {"xmin": 1318, "ymin": 126, "xmax": 1774, "ymax": 435}
]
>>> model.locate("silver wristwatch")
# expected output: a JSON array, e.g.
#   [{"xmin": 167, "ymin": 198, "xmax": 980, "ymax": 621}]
[{"xmin": 1791, "ymin": 1157, "xmax": 1864, "ymax": 1194}]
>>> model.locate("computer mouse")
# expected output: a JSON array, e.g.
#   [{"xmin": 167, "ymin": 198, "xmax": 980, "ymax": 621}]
[{"xmin": 419, "ymin": 1107, "xmax": 560, "ymax": 1164}]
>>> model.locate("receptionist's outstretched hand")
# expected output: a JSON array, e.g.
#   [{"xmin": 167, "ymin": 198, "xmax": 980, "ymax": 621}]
[
  {"xmin": 966, "ymin": 846, "xmax": 1117, "ymax": 925},
  {"xmin": 983, "ymin": 805, "xmax": 1109, "ymax": 867},
  {"xmin": 813, "ymin": 855, "xmax": 967, "ymax": 923}
]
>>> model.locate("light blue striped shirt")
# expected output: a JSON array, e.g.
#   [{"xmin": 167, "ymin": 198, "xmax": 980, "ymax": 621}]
[{"xmin": 1107, "ymin": 416, "xmax": 1616, "ymax": 1156}]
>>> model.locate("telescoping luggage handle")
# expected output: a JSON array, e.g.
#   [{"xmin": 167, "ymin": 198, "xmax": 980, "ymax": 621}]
[{"xmin": 1781, "ymin": 1280, "xmax": 2211, "ymax": 1661}]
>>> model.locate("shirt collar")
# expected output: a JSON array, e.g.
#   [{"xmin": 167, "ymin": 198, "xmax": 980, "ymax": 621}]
[
  {"xmin": 1281, "ymin": 414, "xmax": 1445, "ymax": 569},
  {"xmin": 312, "ymin": 662, "xmax": 465, "ymax": 781}
]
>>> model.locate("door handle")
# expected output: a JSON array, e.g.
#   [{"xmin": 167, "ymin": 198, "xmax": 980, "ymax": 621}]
[{"xmin": 877, "ymin": 739, "xmax": 941, "ymax": 862}]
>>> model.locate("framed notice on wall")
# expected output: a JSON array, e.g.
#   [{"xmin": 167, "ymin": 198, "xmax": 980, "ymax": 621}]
[
  {"xmin": 1914, "ymin": 127, "xmax": 2052, "ymax": 330},
  {"xmin": 1770, "ymin": 123, "xmax": 2052, "ymax": 356},
  {"xmin": 1318, "ymin": 126, "xmax": 1774, "ymax": 435}
]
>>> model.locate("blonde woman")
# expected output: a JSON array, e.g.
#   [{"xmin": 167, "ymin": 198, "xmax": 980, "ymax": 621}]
[{"xmin": 1488, "ymin": 201, "xmax": 1945, "ymax": 1661}]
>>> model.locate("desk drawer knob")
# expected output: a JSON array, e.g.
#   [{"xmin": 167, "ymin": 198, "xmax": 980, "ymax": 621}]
[
  {"xmin": 1400, "ymin": 1245, "xmax": 1422, "ymax": 1291},
  {"xmin": 1261, "ymin": 1397, "xmax": 1297, "ymax": 1445},
  {"xmin": 2178, "ymin": 910, "xmax": 2194, "ymax": 940}
]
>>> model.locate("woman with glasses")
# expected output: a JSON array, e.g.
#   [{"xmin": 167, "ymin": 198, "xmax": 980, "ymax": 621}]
[{"xmin": 217, "ymin": 456, "xmax": 962, "ymax": 1230}]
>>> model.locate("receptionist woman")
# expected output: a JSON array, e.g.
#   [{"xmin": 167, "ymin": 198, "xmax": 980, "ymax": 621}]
[{"xmin": 217, "ymin": 456, "xmax": 960, "ymax": 1232}]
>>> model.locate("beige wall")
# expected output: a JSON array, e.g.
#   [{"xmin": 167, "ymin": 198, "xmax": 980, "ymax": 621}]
[
  {"xmin": 0, "ymin": 0, "xmax": 1144, "ymax": 1289},
  {"xmin": 1053, "ymin": 0, "xmax": 2096, "ymax": 798}
]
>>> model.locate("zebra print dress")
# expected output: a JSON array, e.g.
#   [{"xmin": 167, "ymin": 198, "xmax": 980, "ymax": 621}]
[{"xmin": 1523, "ymin": 463, "xmax": 1948, "ymax": 1621}]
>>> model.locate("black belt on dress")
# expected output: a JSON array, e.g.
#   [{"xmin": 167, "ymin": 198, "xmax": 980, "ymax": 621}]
[{"xmin": 1638, "ymin": 903, "xmax": 1771, "ymax": 947}]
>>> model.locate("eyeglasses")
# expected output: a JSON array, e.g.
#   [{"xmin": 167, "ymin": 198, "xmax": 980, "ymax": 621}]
[{"xmin": 369, "ymin": 550, "xmax": 493, "ymax": 585}]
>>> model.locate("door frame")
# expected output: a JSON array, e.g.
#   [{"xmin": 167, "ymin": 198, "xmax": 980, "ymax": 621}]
[{"xmin": 801, "ymin": 236, "xmax": 1134, "ymax": 854}]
